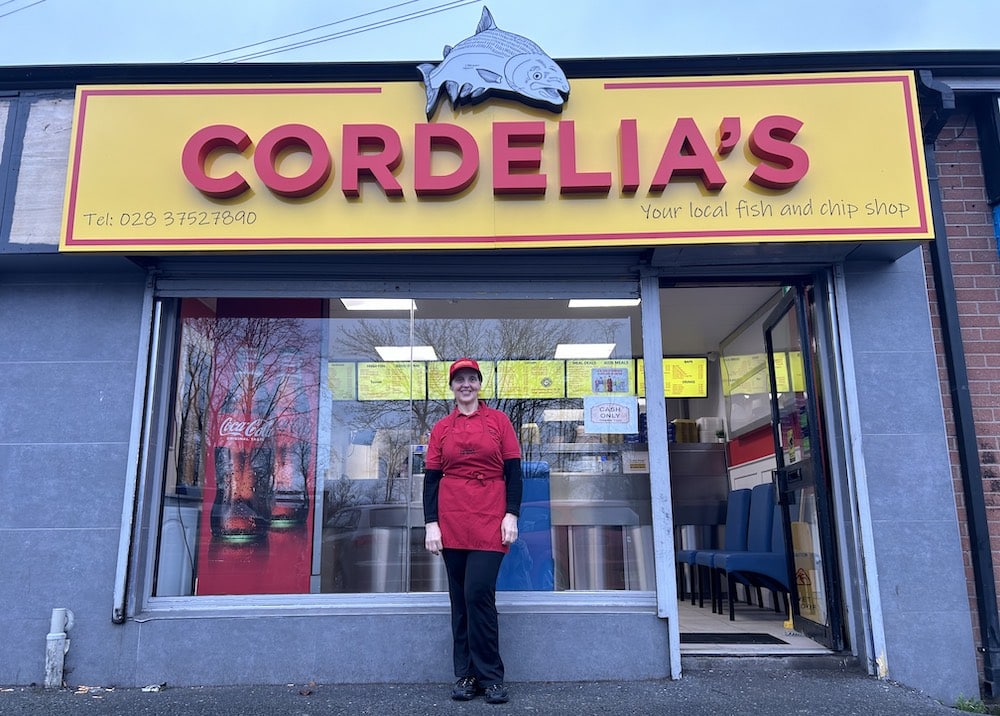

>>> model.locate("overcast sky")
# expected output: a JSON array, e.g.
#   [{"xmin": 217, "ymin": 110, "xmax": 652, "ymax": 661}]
[{"xmin": 1, "ymin": 0, "xmax": 999, "ymax": 66}]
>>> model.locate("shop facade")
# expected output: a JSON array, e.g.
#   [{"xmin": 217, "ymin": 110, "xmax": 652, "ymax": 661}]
[{"xmin": 2, "ymin": 42, "xmax": 999, "ymax": 703}]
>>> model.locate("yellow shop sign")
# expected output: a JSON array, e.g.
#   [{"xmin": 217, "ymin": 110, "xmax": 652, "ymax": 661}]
[{"xmin": 60, "ymin": 71, "xmax": 932, "ymax": 252}]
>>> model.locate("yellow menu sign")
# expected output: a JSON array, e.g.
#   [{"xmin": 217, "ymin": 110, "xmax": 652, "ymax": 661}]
[
  {"xmin": 772, "ymin": 351, "xmax": 806, "ymax": 393},
  {"xmin": 723, "ymin": 352, "xmax": 804, "ymax": 395},
  {"xmin": 327, "ymin": 361, "xmax": 357, "ymax": 401},
  {"xmin": 357, "ymin": 361, "xmax": 427, "ymax": 401},
  {"xmin": 638, "ymin": 358, "xmax": 708, "ymax": 398},
  {"xmin": 496, "ymin": 360, "xmax": 565, "ymax": 399},
  {"xmin": 722, "ymin": 353, "xmax": 768, "ymax": 396},
  {"xmin": 566, "ymin": 359, "xmax": 635, "ymax": 397}
]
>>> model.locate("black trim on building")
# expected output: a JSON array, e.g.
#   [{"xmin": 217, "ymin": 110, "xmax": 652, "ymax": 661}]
[{"xmin": 2, "ymin": 50, "xmax": 1000, "ymax": 90}]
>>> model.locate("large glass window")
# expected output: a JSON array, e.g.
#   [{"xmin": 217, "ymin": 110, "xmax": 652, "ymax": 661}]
[{"xmin": 153, "ymin": 295, "xmax": 650, "ymax": 597}]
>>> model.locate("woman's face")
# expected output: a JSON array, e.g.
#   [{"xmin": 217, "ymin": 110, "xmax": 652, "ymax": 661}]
[{"xmin": 450, "ymin": 369, "xmax": 481, "ymax": 402}]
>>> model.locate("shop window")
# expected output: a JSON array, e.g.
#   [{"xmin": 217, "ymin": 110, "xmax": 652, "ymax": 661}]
[{"xmin": 152, "ymin": 296, "xmax": 651, "ymax": 597}]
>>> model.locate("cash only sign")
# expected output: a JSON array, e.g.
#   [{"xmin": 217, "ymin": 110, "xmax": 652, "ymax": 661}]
[{"xmin": 59, "ymin": 20, "xmax": 931, "ymax": 252}]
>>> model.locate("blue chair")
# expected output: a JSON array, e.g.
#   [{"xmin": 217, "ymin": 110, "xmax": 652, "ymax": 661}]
[
  {"xmin": 498, "ymin": 460, "xmax": 552, "ymax": 591},
  {"xmin": 714, "ymin": 503, "xmax": 791, "ymax": 620},
  {"xmin": 675, "ymin": 488, "xmax": 751, "ymax": 607},
  {"xmin": 696, "ymin": 482, "xmax": 774, "ymax": 613}
]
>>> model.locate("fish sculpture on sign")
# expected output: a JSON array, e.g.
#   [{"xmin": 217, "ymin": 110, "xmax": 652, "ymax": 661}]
[{"xmin": 417, "ymin": 7, "xmax": 570, "ymax": 119}]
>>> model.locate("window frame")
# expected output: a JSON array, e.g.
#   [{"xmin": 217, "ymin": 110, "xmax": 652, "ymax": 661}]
[{"xmin": 127, "ymin": 275, "xmax": 665, "ymax": 620}]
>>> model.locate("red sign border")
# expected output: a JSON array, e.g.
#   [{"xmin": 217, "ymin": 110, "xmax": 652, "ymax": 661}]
[{"xmin": 61, "ymin": 73, "xmax": 929, "ymax": 251}]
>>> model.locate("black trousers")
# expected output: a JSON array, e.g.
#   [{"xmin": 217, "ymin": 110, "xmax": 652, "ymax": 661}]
[{"xmin": 441, "ymin": 548, "xmax": 506, "ymax": 686}]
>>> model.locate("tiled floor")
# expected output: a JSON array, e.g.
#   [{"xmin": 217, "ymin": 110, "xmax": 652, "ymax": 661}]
[{"xmin": 678, "ymin": 597, "xmax": 832, "ymax": 655}]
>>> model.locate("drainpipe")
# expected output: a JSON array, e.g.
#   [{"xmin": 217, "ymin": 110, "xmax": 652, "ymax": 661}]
[
  {"xmin": 994, "ymin": 206, "xmax": 1000, "ymax": 262},
  {"xmin": 922, "ymin": 70, "xmax": 1000, "ymax": 697},
  {"xmin": 44, "ymin": 608, "xmax": 75, "ymax": 689}
]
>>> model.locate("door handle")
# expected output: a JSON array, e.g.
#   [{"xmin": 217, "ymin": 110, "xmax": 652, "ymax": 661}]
[{"xmin": 774, "ymin": 467, "xmax": 799, "ymax": 506}]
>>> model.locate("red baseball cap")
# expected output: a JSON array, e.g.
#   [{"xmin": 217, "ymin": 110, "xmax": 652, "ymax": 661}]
[{"xmin": 449, "ymin": 357, "xmax": 482, "ymax": 382}]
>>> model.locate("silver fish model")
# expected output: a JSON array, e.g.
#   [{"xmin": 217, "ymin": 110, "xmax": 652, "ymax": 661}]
[{"xmin": 417, "ymin": 7, "xmax": 570, "ymax": 119}]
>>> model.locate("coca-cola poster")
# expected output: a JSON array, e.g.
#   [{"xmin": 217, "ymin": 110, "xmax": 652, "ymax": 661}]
[{"xmin": 195, "ymin": 299, "xmax": 323, "ymax": 596}]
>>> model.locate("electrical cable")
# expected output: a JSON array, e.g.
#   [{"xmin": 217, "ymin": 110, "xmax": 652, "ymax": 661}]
[
  {"xmin": 219, "ymin": 0, "xmax": 478, "ymax": 63},
  {"xmin": 225, "ymin": 0, "xmax": 479, "ymax": 63},
  {"xmin": 192, "ymin": 0, "xmax": 480, "ymax": 63},
  {"xmin": 0, "ymin": 0, "xmax": 45, "ymax": 21},
  {"xmin": 186, "ymin": 0, "xmax": 430, "ymax": 62}
]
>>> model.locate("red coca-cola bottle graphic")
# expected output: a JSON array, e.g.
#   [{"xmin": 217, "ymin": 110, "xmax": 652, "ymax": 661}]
[
  {"xmin": 270, "ymin": 356, "xmax": 312, "ymax": 528},
  {"xmin": 210, "ymin": 359, "xmax": 275, "ymax": 542}
]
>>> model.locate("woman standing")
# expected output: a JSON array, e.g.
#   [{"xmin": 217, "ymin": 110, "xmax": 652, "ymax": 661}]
[{"xmin": 423, "ymin": 358, "xmax": 522, "ymax": 704}]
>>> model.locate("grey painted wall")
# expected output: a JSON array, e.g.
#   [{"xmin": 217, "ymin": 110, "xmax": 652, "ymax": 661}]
[
  {"xmin": 842, "ymin": 247, "xmax": 980, "ymax": 702},
  {"xmin": 127, "ymin": 611, "xmax": 669, "ymax": 687},
  {"xmin": 0, "ymin": 265, "xmax": 671, "ymax": 688},
  {"xmin": 0, "ymin": 245, "xmax": 980, "ymax": 695},
  {"xmin": 0, "ymin": 268, "xmax": 145, "ymax": 685}
]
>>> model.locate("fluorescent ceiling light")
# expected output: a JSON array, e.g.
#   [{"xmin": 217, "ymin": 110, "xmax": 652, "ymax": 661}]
[
  {"xmin": 541, "ymin": 408, "xmax": 585, "ymax": 422},
  {"xmin": 554, "ymin": 343, "xmax": 615, "ymax": 359},
  {"xmin": 375, "ymin": 346, "xmax": 438, "ymax": 361},
  {"xmin": 568, "ymin": 299, "xmax": 640, "ymax": 308},
  {"xmin": 341, "ymin": 298, "xmax": 416, "ymax": 311}
]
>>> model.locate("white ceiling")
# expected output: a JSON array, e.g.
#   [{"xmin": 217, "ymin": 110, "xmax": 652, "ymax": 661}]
[{"xmin": 660, "ymin": 285, "xmax": 781, "ymax": 355}]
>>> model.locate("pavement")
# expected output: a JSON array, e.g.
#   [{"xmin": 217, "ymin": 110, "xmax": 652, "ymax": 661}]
[{"xmin": 0, "ymin": 658, "xmax": 970, "ymax": 715}]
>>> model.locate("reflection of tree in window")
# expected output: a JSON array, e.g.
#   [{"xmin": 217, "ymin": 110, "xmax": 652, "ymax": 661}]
[
  {"xmin": 330, "ymin": 313, "xmax": 628, "ymax": 500},
  {"xmin": 175, "ymin": 318, "xmax": 215, "ymax": 490},
  {"xmin": 174, "ymin": 315, "xmax": 321, "ymax": 519}
]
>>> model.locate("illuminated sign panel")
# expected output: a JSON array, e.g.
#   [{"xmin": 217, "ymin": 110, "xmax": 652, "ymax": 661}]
[
  {"xmin": 496, "ymin": 360, "xmax": 565, "ymax": 398},
  {"xmin": 60, "ymin": 72, "xmax": 931, "ymax": 253},
  {"xmin": 638, "ymin": 358, "xmax": 709, "ymax": 398},
  {"xmin": 356, "ymin": 361, "xmax": 427, "ymax": 401},
  {"xmin": 565, "ymin": 359, "xmax": 635, "ymax": 397}
]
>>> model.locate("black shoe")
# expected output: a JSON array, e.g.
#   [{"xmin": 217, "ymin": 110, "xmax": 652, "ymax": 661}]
[
  {"xmin": 451, "ymin": 676, "xmax": 480, "ymax": 701},
  {"xmin": 483, "ymin": 682, "xmax": 509, "ymax": 704}
]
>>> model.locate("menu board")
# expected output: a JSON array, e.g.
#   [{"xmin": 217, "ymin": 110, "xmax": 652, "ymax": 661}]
[
  {"xmin": 663, "ymin": 357, "xmax": 708, "ymax": 398},
  {"xmin": 637, "ymin": 357, "xmax": 709, "ymax": 398},
  {"xmin": 496, "ymin": 360, "xmax": 565, "ymax": 399},
  {"xmin": 772, "ymin": 351, "xmax": 806, "ymax": 393},
  {"xmin": 723, "ymin": 352, "xmax": 804, "ymax": 395},
  {"xmin": 789, "ymin": 351, "xmax": 805, "ymax": 392},
  {"xmin": 327, "ymin": 361, "xmax": 357, "ymax": 400},
  {"xmin": 357, "ymin": 361, "xmax": 427, "ymax": 401},
  {"xmin": 426, "ymin": 360, "xmax": 496, "ymax": 400},
  {"xmin": 721, "ymin": 353, "xmax": 769, "ymax": 396},
  {"xmin": 771, "ymin": 353, "xmax": 790, "ymax": 393},
  {"xmin": 566, "ymin": 359, "xmax": 635, "ymax": 398}
]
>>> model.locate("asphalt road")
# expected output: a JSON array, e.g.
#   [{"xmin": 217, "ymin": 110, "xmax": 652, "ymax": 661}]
[{"xmin": 0, "ymin": 660, "xmax": 967, "ymax": 716}]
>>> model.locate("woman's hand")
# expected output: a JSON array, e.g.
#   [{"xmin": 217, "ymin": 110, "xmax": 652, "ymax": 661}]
[
  {"xmin": 501, "ymin": 513, "xmax": 519, "ymax": 546},
  {"xmin": 425, "ymin": 521, "xmax": 443, "ymax": 555}
]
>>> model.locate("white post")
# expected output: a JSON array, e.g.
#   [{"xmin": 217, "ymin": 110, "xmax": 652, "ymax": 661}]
[
  {"xmin": 44, "ymin": 608, "xmax": 74, "ymax": 689},
  {"xmin": 639, "ymin": 272, "xmax": 681, "ymax": 679}
]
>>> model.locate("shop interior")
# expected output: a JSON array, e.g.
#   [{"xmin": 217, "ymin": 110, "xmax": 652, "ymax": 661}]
[
  {"xmin": 659, "ymin": 284, "xmax": 829, "ymax": 655},
  {"xmin": 154, "ymin": 284, "xmax": 832, "ymax": 655}
]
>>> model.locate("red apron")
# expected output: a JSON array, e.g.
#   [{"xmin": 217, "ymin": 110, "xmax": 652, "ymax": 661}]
[
  {"xmin": 434, "ymin": 409, "xmax": 509, "ymax": 553},
  {"xmin": 439, "ymin": 474, "xmax": 507, "ymax": 552}
]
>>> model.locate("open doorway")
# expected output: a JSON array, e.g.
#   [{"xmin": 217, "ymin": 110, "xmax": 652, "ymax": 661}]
[{"xmin": 661, "ymin": 283, "xmax": 841, "ymax": 655}]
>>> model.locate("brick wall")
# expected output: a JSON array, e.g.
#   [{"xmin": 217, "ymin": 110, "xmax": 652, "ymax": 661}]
[{"xmin": 925, "ymin": 106, "xmax": 1000, "ymax": 680}]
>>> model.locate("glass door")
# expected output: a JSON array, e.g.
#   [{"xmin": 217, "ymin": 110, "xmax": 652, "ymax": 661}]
[{"xmin": 764, "ymin": 286, "xmax": 843, "ymax": 649}]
